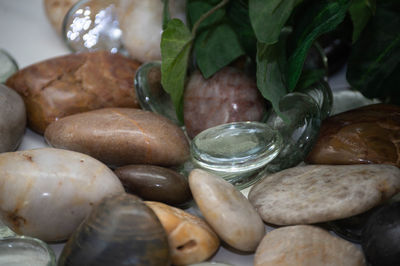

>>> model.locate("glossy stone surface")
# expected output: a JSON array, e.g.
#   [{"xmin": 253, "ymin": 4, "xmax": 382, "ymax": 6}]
[
  {"xmin": 0, "ymin": 49, "xmax": 18, "ymax": 83},
  {"xmin": 45, "ymin": 108, "xmax": 190, "ymax": 167},
  {"xmin": 249, "ymin": 164, "xmax": 400, "ymax": 225},
  {"xmin": 114, "ymin": 165, "xmax": 191, "ymax": 205},
  {"xmin": 263, "ymin": 92, "xmax": 321, "ymax": 174},
  {"xmin": 254, "ymin": 225, "xmax": 365, "ymax": 266},
  {"xmin": 59, "ymin": 194, "xmax": 170, "ymax": 266},
  {"xmin": 0, "ymin": 236, "xmax": 56, "ymax": 266},
  {"xmin": 297, "ymin": 80, "xmax": 332, "ymax": 120},
  {"xmin": 44, "ymin": 0, "xmax": 79, "ymax": 34},
  {"xmin": 146, "ymin": 201, "xmax": 219, "ymax": 265},
  {"xmin": 118, "ymin": 0, "xmax": 186, "ymax": 62},
  {"xmin": 189, "ymin": 169, "xmax": 265, "ymax": 252},
  {"xmin": 306, "ymin": 104, "xmax": 400, "ymax": 167},
  {"xmin": 134, "ymin": 61, "xmax": 180, "ymax": 125},
  {"xmin": 0, "ymin": 148, "xmax": 124, "ymax": 242},
  {"xmin": 184, "ymin": 67, "xmax": 266, "ymax": 139},
  {"xmin": 6, "ymin": 51, "xmax": 140, "ymax": 134},
  {"xmin": 0, "ymin": 84, "xmax": 26, "ymax": 152}
]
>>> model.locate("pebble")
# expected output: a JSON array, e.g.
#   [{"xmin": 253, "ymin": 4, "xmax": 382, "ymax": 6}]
[
  {"xmin": 306, "ymin": 104, "xmax": 400, "ymax": 167},
  {"xmin": 0, "ymin": 84, "xmax": 26, "ymax": 152},
  {"xmin": 59, "ymin": 194, "xmax": 170, "ymax": 266},
  {"xmin": 43, "ymin": 0, "xmax": 79, "ymax": 34},
  {"xmin": 6, "ymin": 51, "xmax": 140, "ymax": 134},
  {"xmin": 189, "ymin": 169, "xmax": 265, "ymax": 252},
  {"xmin": 254, "ymin": 225, "xmax": 365, "ymax": 266},
  {"xmin": 249, "ymin": 164, "xmax": 400, "ymax": 225},
  {"xmin": 114, "ymin": 164, "xmax": 191, "ymax": 205},
  {"xmin": 45, "ymin": 108, "xmax": 190, "ymax": 167},
  {"xmin": 0, "ymin": 148, "xmax": 124, "ymax": 242},
  {"xmin": 146, "ymin": 201, "xmax": 220, "ymax": 265}
]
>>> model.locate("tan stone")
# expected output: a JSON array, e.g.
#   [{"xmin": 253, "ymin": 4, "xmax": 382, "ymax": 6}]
[
  {"xmin": 254, "ymin": 225, "xmax": 365, "ymax": 266},
  {"xmin": 44, "ymin": 0, "xmax": 80, "ymax": 34},
  {"xmin": 145, "ymin": 201, "xmax": 219, "ymax": 266},
  {"xmin": 45, "ymin": 108, "xmax": 190, "ymax": 167},
  {"xmin": 249, "ymin": 164, "xmax": 400, "ymax": 225}
]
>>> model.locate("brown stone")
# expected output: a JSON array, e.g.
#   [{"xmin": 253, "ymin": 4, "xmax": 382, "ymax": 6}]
[
  {"xmin": 44, "ymin": 108, "xmax": 190, "ymax": 167},
  {"xmin": 254, "ymin": 225, "xmax": 365, "ymax": 266},
  {"xmin": 6, "ymin": 51, "xmax": 141, "ymax": 134},
  {"xmin": 306, "ymin": 104, "xmax": 400, "ymax": 167},
  {"xmin": 183, "ymin": 67, "xmax": 266, "ymax": 138},
  {"xmin": 145, "ymin": 201, "xmax": 220, "ymax": 266}
]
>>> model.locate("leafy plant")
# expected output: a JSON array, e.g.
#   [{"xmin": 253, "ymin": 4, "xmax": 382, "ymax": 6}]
[{"xmin": 161, "ymin": 0, "xmax": 398, "ymax": 122}]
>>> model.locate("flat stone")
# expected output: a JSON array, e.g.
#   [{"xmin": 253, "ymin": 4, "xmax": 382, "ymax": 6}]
[
  {"xmin": 0, "ymin": 84, "xmax": 26, "ymax": 152},
  {"xmin": 6, "ymin": 51, "xmax": 140, "ymax": 134},
  {"xmin": 114, "ymin": 165, "xmax": 191, "ymax": 205},
  {"xmin": 45, "ymin": 108, "xmax": 190, "ymax": 167},
  {"xmin": 146, "ymin": 201, "xmax": 219, "ymax": 265},
  {"xmin": 184, "ymin": 67, "xmax": 266, "ymax": 139},
  {"xmin": 306, "ymin": 104, "xmax": 400, "ymax": 167},
  {"xmin": 189, "ymin": 169, "xmax": 265, "ymax": 252},
  {"xmin": 59, "ymin": 194, "xmax": 170, "ymax": 266},
  {"xmin": 249, "ymin": 164, "xmax": 400, "ymax": 225},
  {"xmin": 0, "ymin": 148, "xmax": 124, "ymax": 242},
  {"xmin": 254, "ymin": 225, "xmax": 365, "ymax": 266}
]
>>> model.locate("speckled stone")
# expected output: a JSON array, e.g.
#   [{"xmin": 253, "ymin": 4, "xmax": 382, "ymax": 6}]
[
  {"xmin": 254, "ymin": 225, "xmax": 365, "ymax": 266},
  {"xmin": 146, "ymin": 201, "xmax": 219, "ymax": 265},
  {"xmin": 183, "ymin": 67, "xmax": 266, "ymax": 138},
  {"xmin": 59, "ymin": 194, "xmax": 170, "ymax": 266},
  {"xmin": 114, "ymin": 165, "xmax": 191, "ymax": 205},
  {"xmin": 249, "ymin": 164, "xmax": 400, "ymax": 225},
  {"xmin": 45, "ymin": 108, "xmax": 190, "ymax": 167},
  {"xmin": 189, "ymin": 169, "xmax": 265, "ymax": 252},
  {"xmin": 0, "ymin": 84, "xmax": 26, "ymax": 152}
]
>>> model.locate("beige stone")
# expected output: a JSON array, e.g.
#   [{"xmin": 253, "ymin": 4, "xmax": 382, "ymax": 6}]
[
  {"xmin": 145, "ymin": 201, "xmax": 219, "ymax": 265},
  {"xmin": 249, "ymin": 164, "xmax": 400, "ymax": 225},
  {"xmin": 254, "ymin": 225, "xmax": 365, "ymax": 266},
  {"xmin": 189, "ymin": 169, "xmax": 265, "ymax": 252},
  {"xmin": 44, "ymin": 0, "xmax": 80, "ymax": 34},
  {"xmin": 45, "ymin": 108, "xmax": 190, "ymax": 167}
]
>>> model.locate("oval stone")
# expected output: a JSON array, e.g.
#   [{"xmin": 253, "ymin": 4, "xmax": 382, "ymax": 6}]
[
  {"xmin": 0, "ymin": 84, "xmax": 26, "ymax": 153},
  {"xmin": 59, "ymin": 194, "xmax": 170, "ymax": 266},
  {"xmin": 146, "ymin": 201, "xmax": 220, "ymax": 265},
  {"xmin": 254, "ymin": 225, "xmax": 365, "ymax": 266},
  {"xmin": 114, "ymin": 165, "xmax": 191, "ymax": 205},
  {"xmin": 6, "ymin": 51, "xmax": 140, "ymax": 134},
  {"xmin": 45, "ymin": 108, "xmax": 190, "ymax": 166},
  {"xmin": 249, "ymin": 164, "xmax": 400, "ymax": 225},
  {"xmin": 183, "ymin": 67, "xmax": 266, "ymax": 139},
  {"xmin": 306, "ymin": 104, "xmax": 400, "ymax": 167},
  {"xmin": 0, "ymin": 148, "xmax": 124, "ymax": 242},
  {"xmin": 189, "ymin": 169, "xmax": 265, "ymax": 252},
  {"xmin": 44, "ymin": 0, "xmax": 79, "ymax": 34}
]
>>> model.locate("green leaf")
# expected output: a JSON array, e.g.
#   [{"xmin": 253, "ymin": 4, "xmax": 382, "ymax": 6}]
[
  {"xmin": 349, "ymin": 0, "xmax": 376, "ymax": 43},
  {"xmin": 162, "ymin": 0, "xmax": 171, "ymax": 30},
  {"xmin": 249, "ymin": 0, "xmax": 302, "ymax": 44},
  {"xmin": 256, "ymin": 31, "xmax": 289, "ymax": 121},
  {"xmin": 347, "ymin": 0, "xmax": 400, "ymax": 104},
  {"xmin": 295, "ymin": 69, "xmax": 326, "ymax": 91},
  {"xmin": 287, "ymin": 0, "xmax": 350, "ymax": 91},
  {"xmin": 188, "ymin": 0, "xmax": 245, "ymax": 78},
  {"xmin": 161, "ymin": 19, "xmax": 193, "ymax": 122}
]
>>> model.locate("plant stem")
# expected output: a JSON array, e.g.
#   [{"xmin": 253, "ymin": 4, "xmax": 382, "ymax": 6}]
[{"xmin": 191, "ymin": 0, "xmax": 230, "ymax": 37}]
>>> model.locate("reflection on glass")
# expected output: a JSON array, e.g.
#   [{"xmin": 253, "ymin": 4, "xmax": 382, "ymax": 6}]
[{"xmin": 63, "ymin": 0, "xmax": 125, "ymax": 54}]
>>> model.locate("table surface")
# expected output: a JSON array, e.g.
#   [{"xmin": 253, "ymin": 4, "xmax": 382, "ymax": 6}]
[{"xmin": 0, "ymin": 1, "xmax": 349, "ymax": 265}]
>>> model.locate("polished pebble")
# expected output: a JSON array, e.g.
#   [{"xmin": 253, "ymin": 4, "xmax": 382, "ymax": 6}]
[
  {"xmin": 146, "ymin": 201, "xmax": 219, "ymax": 265},
  {"xmin": 43, "ymin": 0, "xmax": 79, "ymax": 34},
  {"xmin": 249, "ymin": 164, "xmax": 400, "ymax": 225},
  {"xmin": 189, "ymin": 169, "xmax": 265, "ymax": 251},
  {"xmin": 45, "ymin": 108, "xmax": 190, "ymax": 167},
  {"xmin": 0, "ymin": 148, "xmax": 124, "ymax": 242},
  {"xmin": 59, "ymin": 194, "xmax": 170, "ymax": 266},
  {"xmin": 0, "ymin": 84, "xmax": 26, "ymax": 153},
  {"xmin": 254, "ymin": 225, "xmax": 365, "ymax": 266},
  {"xmin": 114, "ymin": 164, "xmax": 191, "ymax": 205}
]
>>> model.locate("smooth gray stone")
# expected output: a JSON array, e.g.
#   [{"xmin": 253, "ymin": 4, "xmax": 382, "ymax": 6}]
[{"xmin": 0, "ymin": 84, "xmax": 26, "ymax": 152}]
